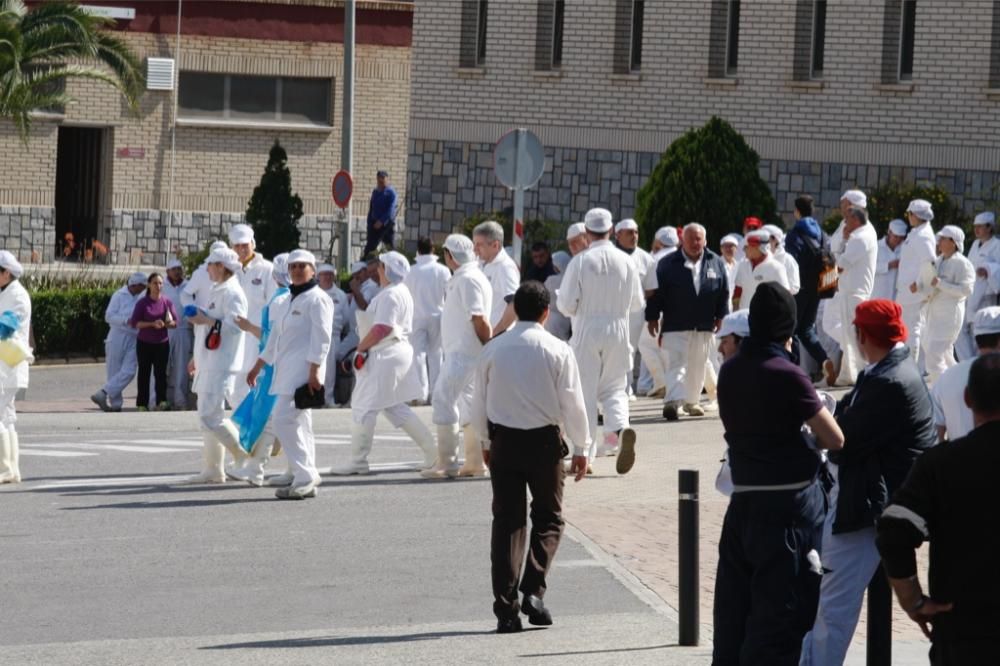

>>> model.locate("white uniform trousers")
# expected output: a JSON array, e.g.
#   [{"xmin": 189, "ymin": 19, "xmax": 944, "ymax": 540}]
[
  {"xmin": 835, "ymin": 295, "xmax": 866, "ymax": 386},
  {"xmin": 324, "ymin": 338, "xmax": 341, "ymax": 405},
  {"xmin": 230, "ymin": 372, "xmax": 252, "ymax": 412},
  {"xmin": 637, "ymin": 328, "xmax": 666, "ymax": 394},
  {"xmin": 353, "ymin": 402, "xmax": 417, "ymax": 430},
  {"xmin": 271, "ymin": 395, "xmax": 320, "ymax": 486},
  {"xmin": 431, "ymin": 352, "xmax": 477, "ymax": 426},
  {"xmin": 800, "ymin": 474, "xmax": 881, "ymax": 666},
  {"xmin": 197, "ymin": 388, "xmax": 230, "ymax": 431},
  {"xmin": 571, "ymin": 317, "xmax": 631, "ymax": 456},
  {"xmin": 410, "ymin": 318, "xmax": 443, "ymax": 402},
  {"xmin": 166, "ymin": 327, "xmax": 193, "ymax": 409},
  {"xmin": 103, "ymin": 330, "xmax": 138, "ymax": 409},
  {"xmin": 662, "ymin": 331, "xmax": 714, "ymax": 406},
  {"xmin": 900, "ymin": 302, "xmax": 927, "ymax": 368},
  {"xmin": 922, "ymin": 337, "xmax": 958, "ymax": 385},
  {"xmin": 955, "ymin": 323, "xmax": 978, "ymax": 363}
]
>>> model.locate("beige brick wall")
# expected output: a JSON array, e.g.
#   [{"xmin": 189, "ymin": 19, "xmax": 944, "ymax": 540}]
[{"xmin": 409, "ymin": 0, "xmax": 1000, "ymax": 170}]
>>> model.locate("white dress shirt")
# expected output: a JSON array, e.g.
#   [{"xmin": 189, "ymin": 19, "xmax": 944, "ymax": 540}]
[
  {"xmin": 404, "ymin": 254, "xmax": 451, "ymax": 326},
  {"xmin": 733, "ymin": 255, "xmax": 789, "ymax": 307},
  {"xmin": 441, "ymin": 262, "xmax": 492, "ymax": 358},
  {"xmin": 481, "ymin": 250, "xmax": 520, "ymax": 327},
  {"xmin": 471, "ymin": 321, "xmax": 591, "ymax": 456},
  {"xmin": 896, "ymin": 222, "xmax": 937, "ymax": 305},
  {"xmin": 260, "ymin": 285, "xmax": 333, "ymax": 396}
]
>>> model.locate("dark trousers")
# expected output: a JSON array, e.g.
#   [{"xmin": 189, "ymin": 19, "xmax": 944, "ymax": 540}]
[
  {"xmin": 712, "ymin": 482, "xmax": 826, "ymax": 666},
  {"xmin": 488, "ymin": 424, "xmax": 566, "ymax": 620},
  {"xmin": 930, "ymin": 637, "xmax": 1000, "ymax": 665},
  {"xmin": 136, "ymin": 340, "xmax": 169, "ymax": 408},
  {"xmin": 363, "ymin": 221, "xmax": 395, "ymax": 257},
  {"xmin": 795, "ymin": 292, "xmax": 828, "ymax": 365}
]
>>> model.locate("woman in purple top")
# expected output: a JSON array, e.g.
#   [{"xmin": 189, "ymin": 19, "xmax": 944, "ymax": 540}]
[{"xmin": 129, "ymin": 273, "xmax": 178, "ymax": 411}]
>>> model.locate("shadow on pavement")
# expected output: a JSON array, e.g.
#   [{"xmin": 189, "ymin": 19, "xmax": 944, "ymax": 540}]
[
  {"xmin": 519, "ymin": 643, "xmax": 679, "ymax": 657},
  {"xmin": 61, "ymin": 497, "xmax": 277, "ymax": 510},
  {"xmin": 201, "ymin": 629, "xmax": 502, "ymax": 650}
]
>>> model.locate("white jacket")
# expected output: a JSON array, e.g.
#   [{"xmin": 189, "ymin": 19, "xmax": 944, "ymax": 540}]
[
  {"xmin": 260, "ymin": 285, "xmax": 333, "ymax": 396},
  {"xmin": 182, "ymin": 265, "xmax": 212, "ymax": 309},
  {"xmin": 923, "ymin": 252, "xmax": 975, "ymax": 341},
  {"xmin": 557, "ymin": 240, "xmax": 643, "ymax": 321},
  {"xmin": 896, "ymin": 222, "xmax": 937, "ymax": 305},
  {"xmin": 872, "ymin": 237, "xmax": 902, "ymax": 301},
  {"xmin": 837, "ymin": 223, "xmax": 878, "ymax": 301},
  {"xmin": 733, "ymin": 255, "xmax": 789, "ymax": 309},
  {"xmin": 0, "ymin": 280, "xmax": 31, "ymax": 389},
  {"xmin": 967, "ymin": 236, "xmax": 1000, "ymax": 322},
  {"xmin": 192, "ymin": 276, "xmax": 247, "ymax": 392},
  {"xmin": 105, "ymin": 286, "xmax": 142, "ymax": 339},
  {"xmin": 404, "ymin": 254, "xmax": 450, "ymax": 327},
  {"xmin": 441, "ymin": 262, "xmax": 492, "ymax": 358},
  {"xmin": 237, "ymin": 253, "xmax": 276, "ymax": 372}
]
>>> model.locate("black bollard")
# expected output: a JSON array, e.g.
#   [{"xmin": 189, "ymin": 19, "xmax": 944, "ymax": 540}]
[
  {"xmin": 678, "ymin": 469, "xmax": 699, "ymax": 646},
  {"xmin": 866, "ymin": 567, "xmax": 892, "ymax": 665}
]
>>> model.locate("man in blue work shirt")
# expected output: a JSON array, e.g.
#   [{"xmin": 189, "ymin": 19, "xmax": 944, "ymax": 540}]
[{"xmin": 364, "ymin": 170, "xmax": 397, "ymax": 257}]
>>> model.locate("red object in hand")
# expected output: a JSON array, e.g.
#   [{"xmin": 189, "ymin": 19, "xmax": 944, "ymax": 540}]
[
  {"xmin": 205, "ymin": 321, "xmax": 222, "ymax": 350},
  {"xmin": 353, "ymin": 351, "xmax": 369, "ymax": 370}
]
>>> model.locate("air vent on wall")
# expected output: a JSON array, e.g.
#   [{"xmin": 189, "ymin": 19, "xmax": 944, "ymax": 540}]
[{"xmin": 146, "ymin": 57, "xmax": 175, "ymax": 91}]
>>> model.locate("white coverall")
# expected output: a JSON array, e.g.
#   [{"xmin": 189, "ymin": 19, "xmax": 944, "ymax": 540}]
[
  {"xmin": 0, "ymin": 280, "xmax": 31, "ymax": 483},
  {"xmin": 871, "ymin": 237, "xmax": 901, "ymax": 302},
  {"xmin": 233, "ymin": 253, "xmax": 275, "ymax": 407},
  {"xmin": 259, "ymin": 284, "xmax": 333, "ymax": 487},
  {"xmin": 162, "ymin": 277, "xmax": 193, "ymax": 409},
  {"xmin": 481, "ymin": 250, "xmax": 520, "ymax": 329},
  {"xmin": 557, "ymin": 239, "xmax": 643, "ymax": 458},
  {"xmin": 895, "ymin": 222, "xmax": 937, "ymax": 365},
  {"xmin": 920, "ymin": 252, "xmax": 975, "ymax": 384},
  {"xmin": 404, "ymin": 254, "xmax": 451, "ymax": 402},
  {"xmin": 834, "ymin": 223, "xmax": 877, "ymax": 385},
  {"xmin": 322, "ymin": 285, "xmax": 350, "ymax": 406},
  {"xmin": 637, "ymin": 247, "xmax": 676, "ymax": 395},
  {"xmin": 622, "ymin": 246, "xmax": 658, "ymax": 393},
  {"xmin": 543, "ymin": 273, "xmax": 571, "ymax": 341},
  {"xmin": 102, "ymin": 286, "xmax": 143, "ymax": 409},
  {"xmin": 956, "ymin": 236, "xmax": 1000, "ymax": 360}
]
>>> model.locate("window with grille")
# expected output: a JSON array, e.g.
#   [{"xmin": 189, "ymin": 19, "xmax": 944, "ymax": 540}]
[
  {"xmin": 709, "ymin": 0, "xmax": 741, "ymax": 78},
  {"xmin": 178, "ymin": 73, "xmax": 332, "ymax": 126},
  {"xmin": 459, "ymin": 0, "xmax": 488, "ymax": 68},
  {"xmin": 535, "ymin": 0, "xmax": 566, "ymax": 71},
  {"xmin": 613, "ymin": 0, "xmax": 645, "ymax": 74},
  {"xmin": 793, "ymin": 0, "xmax": 827, "ymax": 80}
]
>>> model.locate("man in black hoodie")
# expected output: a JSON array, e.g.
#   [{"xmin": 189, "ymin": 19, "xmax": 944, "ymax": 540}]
[{"xmin": 800, "ymin": 298, "xmax": 936, "ymax": 665}]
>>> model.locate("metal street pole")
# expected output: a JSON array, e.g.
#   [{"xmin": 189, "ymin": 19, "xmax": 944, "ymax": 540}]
[
  {"xmin": 166, "ymin": 0, "xmax": 183, "ymax": 263},
  {"xmin": 340, "ymin": 0, "xmax": 355, "ymax": 271},
  {"xmin": 511, "ymin": 128, "xmax": 525, "ymax": 270}
]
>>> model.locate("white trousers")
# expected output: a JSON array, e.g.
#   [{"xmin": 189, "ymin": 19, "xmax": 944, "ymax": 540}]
[
  {"xmin": 353, "ymin": 402, "xmax": 416, "ymax": 429},
  {"xmin": 922, "ymin": 336, "xmax": 958, "ymax": 385},
  {"xmin": 571, "ymin": 318, "xmax": 631, "ymax": 451},
  {"xmin": 836, "ymin": 295, "xmax": 866, "ymax": 386},
  {"xmin": 324, "ymin": 337, "xmax": 341, "ymax": 405},
  {"xmin": 431, "ymin": 352, "xmax": 477, "ymax": 426},
  {"xmin": 900, "ymin": 301, "xmax": 927, "ymax": 367},
  {"xmin": 411, "ymin": 318, "xmax": 443, "ymax": 402},
  {"xmin": 955, "ymin": 322, "xmax": 978, "ymax": 362},
  {"xmin": 800, "ymin": 481, "xmax": 881, "ymax": 666},
  {"xmin": 637, "ymin": 327, "xmax": 666, "ymax": 393},
  {"xmin": 197, "ymin": 390, "xmax": 228, "ymax": 431},
  {"xmin": 662, "ymin": 331, "xmax": 714, "ymax": 405},
  {"xmin": 166, "ymin": 327, "xmax": 193, "ymax": 409},
  {"xmin": 271, "ymin": 394, "xmax": 320, "ymax": 486},
  {"xmin": 0, "ymin": 390, "xmax": 16, "ymax": 430},
  {"xmin": 103, "ymin": 330, "xmax": 138, "ymax": 409}
]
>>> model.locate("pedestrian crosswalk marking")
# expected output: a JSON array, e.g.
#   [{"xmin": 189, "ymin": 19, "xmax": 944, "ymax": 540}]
[{"xmin": 20, "ymin": 449, "xmax": 99, "ymax": 458}]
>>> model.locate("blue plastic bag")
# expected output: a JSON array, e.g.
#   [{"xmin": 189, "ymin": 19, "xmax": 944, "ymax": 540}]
[
  {"xmin": 0, "ymin": 310, "xmax": 20, "ymax": 341},
  {"xmin": 182, "ymin": 304, "xmax": 198, "ymax": 318}
]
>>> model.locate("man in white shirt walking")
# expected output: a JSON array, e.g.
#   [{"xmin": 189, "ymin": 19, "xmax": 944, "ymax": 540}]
[
  {"xmin": 831, "ymin": 206, "xmax": 878, "ymax": 386},
  {"xmin": 871, "ymin": 219, "xmax": 908, "ymax": 301},
  {"xmin": 471, "ymin": 281, "xmax": 590, "ymax": 633},
  {"xmin": 404, "ymin": 237, "xmax": 451, "ymax": 404},
  {"xmin": 474, "ymin": 221, "xmax": 520, "ymax": 335},
  {"xmin": 615, "ymin": 218, "xmax": 658, "ymax": 396},
  {"xmin": 732, "ymin": 230, "xmax": 789, "ymax": 311},
  {"xmin": 557, "ymin": 208, "xmax": 642, "ymax": 473},
  {"xmin": 896, "ymin": 199, "xmax": 938, "ymax": 367}
]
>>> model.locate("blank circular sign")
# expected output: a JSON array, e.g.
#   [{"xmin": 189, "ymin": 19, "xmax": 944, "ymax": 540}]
[{"xmin": 493, "ymin": 129, "xmax": 545, "ymax": 190}]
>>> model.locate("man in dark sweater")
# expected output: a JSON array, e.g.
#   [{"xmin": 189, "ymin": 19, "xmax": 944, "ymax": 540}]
[
  {"xmin": 800, "ymin": 299, "xmax": 936, "ymax": 665},
  {"xmin": 877, "ymin": 352, "xmax": 1000, "ymax": 664}
]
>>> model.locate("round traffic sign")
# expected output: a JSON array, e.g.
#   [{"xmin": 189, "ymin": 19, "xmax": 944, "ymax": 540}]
[
  {"xmin": 332, "ymin": 170, "xmax": 353, "ymax": 209},
  {"xmin": 493, "ymin": 129, "xmax": 545, "ymax": 190}
]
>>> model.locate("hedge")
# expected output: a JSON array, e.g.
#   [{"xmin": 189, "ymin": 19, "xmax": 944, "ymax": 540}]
[{"xmin": 30, "ymin": 287, "xmax": 116, "ymax": 358}]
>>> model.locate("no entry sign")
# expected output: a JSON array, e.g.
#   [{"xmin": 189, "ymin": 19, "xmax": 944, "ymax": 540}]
[{"xmin": 332, "ymin": 170, "xmax": 354, "ymax": 209}]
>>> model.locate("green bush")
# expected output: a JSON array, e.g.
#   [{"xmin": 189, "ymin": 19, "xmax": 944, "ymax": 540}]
[
  {"xmin": 635, "ymin": 116, "xmax": 777, "ymax": 246},
  {"xmin": 246, "ymin": 140, "xmax": 304, "ymax": 257},
  {"xmin": 822, "ymin": 181, "xmax": 972, "ymax": 242},
  {"xmin": 30, "ymin": 287, "xmax": 115, "ymax": 358}
]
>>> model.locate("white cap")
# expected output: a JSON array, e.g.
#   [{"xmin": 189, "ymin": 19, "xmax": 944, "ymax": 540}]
[
  {"xmin": 228, "ymin": 223, "xmax": 254, "ymax": 246},
  {"xmin": 287, "ymin": 249, "xmax": 317, "ymax": 267},
  {"xmin": 720, "ymin": 233, "xmax": 740, "ymax": 248},
  {"xmin": 0, "ymin": 251, "xmax": 23, "ymax": 279},
  {"xmin": 973, "ymin": 306, "xmax": 1000, "ymax": 336},
  {"xmin": 717, "ymin": 310, "xmax": 750, "ymax": 340},
  {"xmin": 210, "ymin": 240, "xmax": 228, "ymax": 253},
  {"xmin": 841, "ymin": 189, "xmax": 867, "ymax": 208},
  {"xmin": 584, "ymin": 208, "xmax": 614, "ymax": 234},
  {"xmin": 350, "ymin": 261, "xmax": 368, "ymax": 274},
  {"xmin": 317, "ymin": 263, "xmax": 336, "ymax": 274},
  {"xmin": 888, "ymin": 219, "xmax": 909, "ymax": 236},
  {"xmin": 655, "ymin": 226, "xmax": 679, "ymax": 247},
  {"xmin": 566, "ymin": 222, "xmax": 587, "ymax": 240},
  {"xmin": 272, "ymin": 253, "xmax": 290, "ymax": 287},
  {"xmin": 166, "ymin": 258, "xmax": 183, "ymax": 270},
  {"xmin": 745, "ymin": 230, "xmax": 772, "ymax": 254},
  {"xmin": 974, "ymin": 212, "xmax": 996, "ymax": 228},
  {"xmin": 379, "ymin": 251, "xmax": 410, "ymax": 284},
  {"xmin": 907, "ymin": 199, "xmax": 934, "ymax": 222},
  {"xmin": 206, "ymin": 248, "xmax": 242, "ymax": 274},
  {"xmin": 615, "ymin": 218, "xmax": 639, "ymax": 233},
  {"xmin": 937, "ymin": 225, "xmax": 966, "ymax": 252},
  {"xmin": 762, "ymin": 224, "xmax": 785, "ymax": 244},
  {"xmin": 443, "ymin": 234, "xmax": 476, "ymax": 264},
  {"xmin": 127, "ymin": 271, "xmax": 148, "ymax": 287},
  {"xmin": 551, "ymin": 250, "xmax": 571, "ymax": 273}
]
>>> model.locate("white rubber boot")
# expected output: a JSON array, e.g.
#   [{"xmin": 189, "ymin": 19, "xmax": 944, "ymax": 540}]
[
  {"xmin": 229, "ymin": 433, "xmax": 273, "ymax": 487},
  {"xmin": 213, "ymin": 420, "xmax": 248, "ymax": 464},
  {"xmin": 400, "ymin": 417, "xmax": 436, "ymax": 470},
  {"xmin": 10, "ymin": 429, "xmax": 20, "ymax": 483},
  {"xmin": 328, "ymin": 422, "xmax": 374, "ymax": 475},
  {"xmin": 421, "ymin": 424, "xmax": 460, "ymax": 479},
  {"xmin": 0, "ymin": 430, "xmax": 15, "ymax": 484},
  {"xmin": 456, "ymin": 426, "xmax": 488, "ymax": 477},
  {"xmin": 183, "ymin": 430, "xmax": 226, "ymax": 484}
]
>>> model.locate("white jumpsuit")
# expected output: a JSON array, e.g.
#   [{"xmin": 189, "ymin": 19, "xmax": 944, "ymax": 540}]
[
  {"xmin": 404, "ymin": 254, "xmax": 451, "ymax": 402},
  {"xmin": 192, "ymin": 277, "xmax": 247, "ymax": 431},
  {"xmin": 233, "ymin": 254, "xmax": 275, "ymax": 407},
  {"xmin": 956, "ymin": 236, "xmax": 1000, "ymax": 360},
  {"xmin": 101, "ymin": 286, "xmax": 142, "ymax": 409},
  {"xmin": 0, "ymin": 280, "xmax": 31, "ymax": 483},
  {"xmin": 835, "ymin": 223, "xmax": 877, "ymax": 385},
  {"xmin": 920, "ymin": 252, "xmax": 975, "ymax": 384},
  {"xmin": 622, "ymin": 246, "xmax": 658, "ymax": 392},
  {"xmin": 871, "ymin": 237, "xmax": 901, "ymax": 302},
  {"xmin": 895, "ymin": 222, "xmax": 937, "ymax": 365},
  {"xmin": 162, "ymin": 277, "xmax": 193, "ymax": 409},
  {"xmin": 557, "ymin": 239, "xmax": 643, "ymax": 458}
]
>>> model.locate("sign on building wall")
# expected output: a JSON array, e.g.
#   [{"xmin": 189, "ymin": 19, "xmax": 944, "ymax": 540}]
[{"xmin": 115, "ymin": 147, "xmax": 146, "ymax": 159}]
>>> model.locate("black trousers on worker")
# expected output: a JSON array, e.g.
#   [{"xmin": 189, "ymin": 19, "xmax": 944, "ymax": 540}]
[
  {"xmin": 488, "ymin": 423, "xmax": 567, "ymax": 621},
  {"xmin": 712, "ymin": 481, "xmax": 826, "ymax": 666},
  {"xmin": 136, "ymin": 340, "xmax": 169, "ymax": 409},
  {"xmin": 930, "ymin": 637, "xmax": 1000, "ymax": 665}
]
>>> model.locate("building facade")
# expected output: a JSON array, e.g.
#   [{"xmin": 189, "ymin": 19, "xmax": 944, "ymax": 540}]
[
  {"xmin": 1, "ymin": 0, "xmax": 413, "ymax": 265},
  {"xmin": 405, "ymin": 0, "xmax": 1000, "ymax": 243}
]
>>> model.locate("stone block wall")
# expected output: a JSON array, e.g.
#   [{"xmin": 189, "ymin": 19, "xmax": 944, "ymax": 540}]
[{"xmin": 0, "ymin": 207, "xmax": 57, "ymax": 262}]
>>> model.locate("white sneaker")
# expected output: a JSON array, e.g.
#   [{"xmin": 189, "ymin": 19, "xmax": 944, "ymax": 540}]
[
  {"xmin": 328, "ymin": 462, "xmax": 371, "ymax": 476},
  {"xmin": 683, "ymin": 403, "xmax": 705, "ymax": 417}
]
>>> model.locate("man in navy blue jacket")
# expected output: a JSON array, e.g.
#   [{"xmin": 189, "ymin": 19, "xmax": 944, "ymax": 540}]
[
  {"xmin": 363, "ymin": 170, "xmax": 398, "ymax": 257},
  {"xmin": 645, "ymin": 223, "xmax": 730, "ymax": 421}
]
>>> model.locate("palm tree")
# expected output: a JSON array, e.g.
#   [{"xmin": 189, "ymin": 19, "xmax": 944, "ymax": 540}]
[{"xmin": 0, "ymin": 0, "xmax": 144, "ymax": 140}]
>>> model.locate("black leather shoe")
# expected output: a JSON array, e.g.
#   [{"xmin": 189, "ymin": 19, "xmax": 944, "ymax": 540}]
[
  {"xmin": 521, "ymin": 594, "xmax": 553, "ymax": 626},
  {"xmin": 496, "ymin": 616, "xmax": 523, "ymax": 634},
  {"xmin": 663, "ymin": 403, "xmax": 679, "ymax": 421}
]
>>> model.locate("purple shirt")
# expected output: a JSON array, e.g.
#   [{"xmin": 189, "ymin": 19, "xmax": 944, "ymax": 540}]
[{"xmin": 129, "ymin": 295, "xmax": 178, "ymax": 345}]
